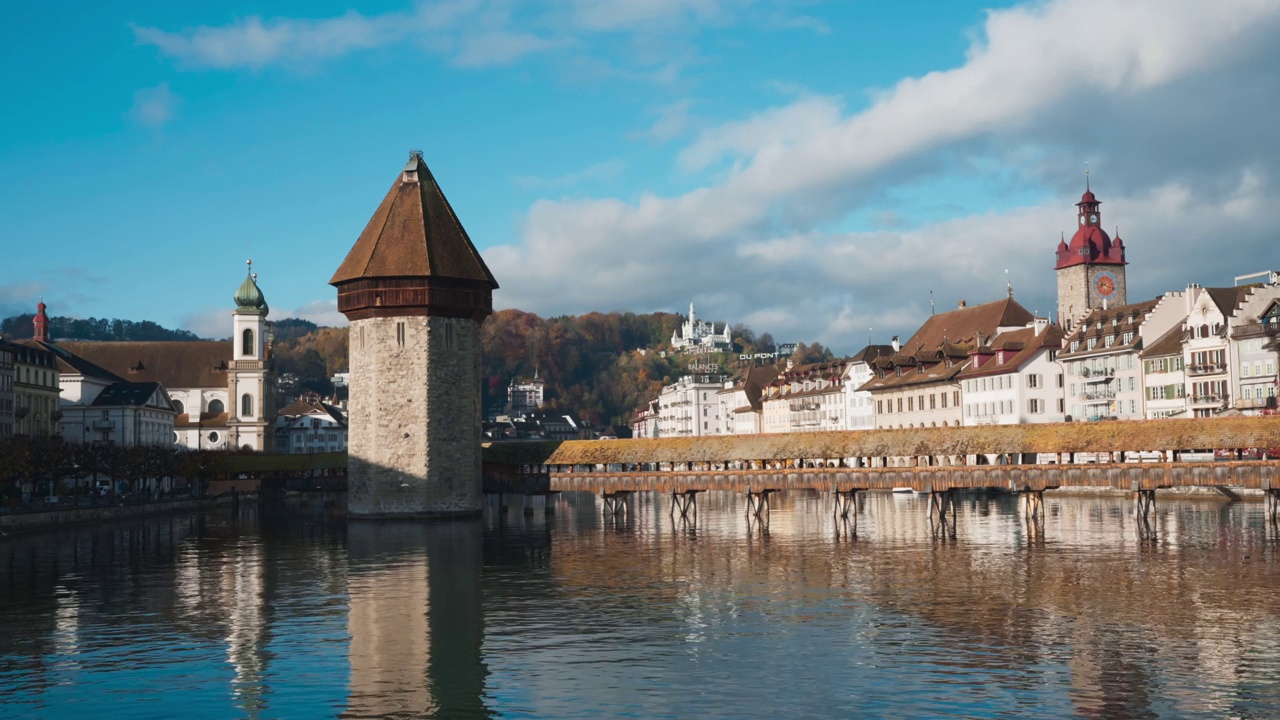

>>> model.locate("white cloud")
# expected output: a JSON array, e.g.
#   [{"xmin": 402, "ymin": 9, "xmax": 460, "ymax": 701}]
[
  {"xmin": 128, "ymin": 82, "xmax": 178, "ymax": 128},
  {"xmin": 485, "ymin": 0, "xmax": 1280, "ymax": 352},
  {"xmin": 514, "ymin": 159, "xmax": 625, "ymax": 190},
  {"xmin": 181, "ymin": 299, "xmax": 346, "ymax": 340},
  {"xmin": 279, "ymin": 299, "xmax": 348, "ymax": 328},
  {"xmin": 0, "ymin": 282, "xmax": 44, "ymax": 321},
  {"xmin": 639, "ymin": 99, "xmax": 694, "ymax": 142}
]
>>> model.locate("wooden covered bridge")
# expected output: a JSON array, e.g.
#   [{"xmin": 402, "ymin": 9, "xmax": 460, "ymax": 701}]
[{"xmin": 483, "ymin": 416, "xmax": 1280, "ymax": 536}]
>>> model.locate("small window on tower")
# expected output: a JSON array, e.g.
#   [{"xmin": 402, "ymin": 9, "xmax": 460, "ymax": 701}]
[
  {"xmin": 445, "ymin": 323, "xmax": 455, "ymax": 350},
  {"xmin": 396, "ymin": 322, "xmax": 406, "ymax": 347}
]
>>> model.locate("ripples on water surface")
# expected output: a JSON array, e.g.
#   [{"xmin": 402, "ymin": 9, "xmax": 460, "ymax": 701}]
[{"xmin": 2, "ymin": 491, "xmax": 1280, "ymax": 719}]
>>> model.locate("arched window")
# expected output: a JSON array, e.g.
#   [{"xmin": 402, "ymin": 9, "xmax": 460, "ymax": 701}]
[
  {"xmin": 1200, "ymin": 324, "xmax": 1209, "ymax": 338},
  {"xmin": 172, "ymin": 400, "xmax": 185, "ymax": 415},
  {"xmin": 208, "ymin": 399, "xmax": 225, "ymax": 415},
  {"xmin": 241, "ymin": 393, "xmax": 254, "ymax": 418},
  {"xmin": 242, "ymin": 328, "xmax": 255, "ymax": 356}
]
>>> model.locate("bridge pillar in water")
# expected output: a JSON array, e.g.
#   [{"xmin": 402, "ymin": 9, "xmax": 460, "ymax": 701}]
[
  {"xmin": 332, "ymin": 152, "xmax": 499, "ymax": 518},
  {"xmin": 927, "ymin": 489, "xmax": 957, "ymax": 539},
  {"xmin": 670, "ymin": 490, "xmax": 701, "ymax": 524},
  {"xmin": 1133, "ymin": 488, "xmax": 1157, "ymax": 538}
]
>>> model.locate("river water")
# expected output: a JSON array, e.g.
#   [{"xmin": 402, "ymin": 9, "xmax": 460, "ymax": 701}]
[{"xmin": 2, "ymin": 490, "xmax": 1279, "ymax": 719}]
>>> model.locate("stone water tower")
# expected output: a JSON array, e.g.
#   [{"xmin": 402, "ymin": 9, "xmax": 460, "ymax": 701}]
[{"xmin": 331, "ymin": 152, "xmax": 498, "ymax": 517}]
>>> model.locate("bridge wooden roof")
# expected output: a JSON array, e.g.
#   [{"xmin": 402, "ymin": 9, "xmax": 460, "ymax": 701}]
[{"xmin": 485, "ymin": 416, "xmax": 1280, "ymax": 465}]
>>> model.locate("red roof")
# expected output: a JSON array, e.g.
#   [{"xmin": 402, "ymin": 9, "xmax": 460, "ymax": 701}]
[{"xmin": 1055, "ymin": 187, "xmax": 1126, "ymax": 269}]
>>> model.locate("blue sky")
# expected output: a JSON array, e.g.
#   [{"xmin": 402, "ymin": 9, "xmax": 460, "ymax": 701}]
[{"xmin": 3, "ymin": 0, "xmax": 1279, "ymax": 352}]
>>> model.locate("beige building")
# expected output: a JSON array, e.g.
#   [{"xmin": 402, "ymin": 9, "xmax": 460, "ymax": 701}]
[
  {"xmin": 12, "ymin": 339, "xmax": 60, "ymax": 437},
  {"xmin": 959, "ymin": 318, "xmax": 1065, "ymax": 426},
  {"xmin": 861, "ymin": 296, "xmax": 1034, "ymax": 430}
]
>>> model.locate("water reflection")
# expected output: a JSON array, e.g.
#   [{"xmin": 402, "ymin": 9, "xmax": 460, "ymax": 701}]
[
  {"xmin": 0, "ymin": 492, "xmax": 1279, "ymax": 718},
  {"xmin": 345, "ymin": 521, "xmax": 487, "ymax": 720}
]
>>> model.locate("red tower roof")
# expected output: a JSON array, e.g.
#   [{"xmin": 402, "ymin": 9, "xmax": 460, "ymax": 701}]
[{"xmin": 1055, "ymin": 185, "xmax": 1126, "ymax": 270}]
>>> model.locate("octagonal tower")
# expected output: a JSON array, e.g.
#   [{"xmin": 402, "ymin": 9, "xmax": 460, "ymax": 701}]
[{"xmin": 331, "ymin": 152, "xmax": 498, "ymax": 517}]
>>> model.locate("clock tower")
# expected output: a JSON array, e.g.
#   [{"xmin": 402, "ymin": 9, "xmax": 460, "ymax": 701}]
[{"xmin": 1054, "ymin": 182, "xmax": 1127, "ymax": 330}]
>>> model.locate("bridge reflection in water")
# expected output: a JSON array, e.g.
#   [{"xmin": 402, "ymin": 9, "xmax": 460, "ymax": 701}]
[{"xmin": 488, "ymin": 490, "xmax": 1280, "ymax": 718}]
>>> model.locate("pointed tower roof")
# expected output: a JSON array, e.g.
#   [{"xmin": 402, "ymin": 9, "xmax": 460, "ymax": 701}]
[
  {"xmin": 233, "ymin": 260, "xmax": 269, "ymax": 315},
  {"xmin": 330, "ymin": 152, "xmax": 498, "ymax": 288}
]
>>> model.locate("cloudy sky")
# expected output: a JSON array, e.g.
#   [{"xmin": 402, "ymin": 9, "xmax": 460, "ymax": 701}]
[{"xmin": 3, "ymin": 0, "xmax": 1278, "ymax": 352}]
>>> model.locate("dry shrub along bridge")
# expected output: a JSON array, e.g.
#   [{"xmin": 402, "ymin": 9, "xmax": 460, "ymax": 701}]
[{"xmin": 483, "ymin": 416, "xmax": 1280, "ymax": 537}]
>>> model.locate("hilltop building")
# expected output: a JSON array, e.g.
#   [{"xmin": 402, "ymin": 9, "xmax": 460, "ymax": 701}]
[
  {"xmin": 671, "ymin": 303, "xmax": 732, "ymax": 353},
  {"xmin": 331, "ymin": 151, "xmax": 498, "ymax": 517},
  {"xmin": 507, "ymin": 374, "xmax": 545, "ymax": 416}
]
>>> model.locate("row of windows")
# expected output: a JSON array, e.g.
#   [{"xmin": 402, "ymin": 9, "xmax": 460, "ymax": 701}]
[
  {"xmin": 1241, "ymin": 361, "xmax": 1277, "ymax": 377},
  {"xmin": 1069, "ymin": 332, "xmax": 1135, "ymax": 353},
  {"xmin": 876, "ymin": 391, "xmax": 960, "ymax": 415},
  {"xmin": 1144, "ymin": 357, "xmax": 1185, "ymax": 374},
  {"xmin": 964, "ymin": 398, "xmax": 1064, "ymax": 417}
]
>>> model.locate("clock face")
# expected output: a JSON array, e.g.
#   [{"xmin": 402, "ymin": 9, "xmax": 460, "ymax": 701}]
[
  {"xmin": 1090, "ymin": 214, "xmax": 1098, "ymax": 224},
  {"xmin": 1079, "ymin": 216, "xmax": 1086, "ymax": 226},
  {"xmin": 1095, "ymin": 271, "xmax": 1117, "ymax": 298}
]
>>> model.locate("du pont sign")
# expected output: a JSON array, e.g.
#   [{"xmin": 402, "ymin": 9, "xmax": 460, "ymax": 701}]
[{"xmin": 739, "ymin": 343, "xmax": 797, "ymax": 362}]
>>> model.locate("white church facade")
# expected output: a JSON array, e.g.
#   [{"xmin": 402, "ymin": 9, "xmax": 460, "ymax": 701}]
[{"xmin": 671, "ymin": 303, "xmax": 732, "ymax": 353}]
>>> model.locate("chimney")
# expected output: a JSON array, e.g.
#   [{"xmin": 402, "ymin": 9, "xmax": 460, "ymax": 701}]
[
  {"xmin": 1033, "ymin": 317, "xmax": 1049, "ymax": 336},
  {"xmin": 958, "ymin": 299, "xmax": 967, "ymax": 309},
  {"xmin": 891, "ymin": 335, "xmax": 900, "ymax": 353}
]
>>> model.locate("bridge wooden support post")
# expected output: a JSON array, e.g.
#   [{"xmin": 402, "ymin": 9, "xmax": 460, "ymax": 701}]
[
  {"xmin": 1264, "ymin": 489, "xmax": 1280, "ymax": 526},
  {"xmin": 1022, "ymin": 490, "xmax": 1045, "ymax": 526},
  {"xmin": 601, "ymin": 491, "xmax": 633, "ymax": 520},
  {"xmin": 833, "ymin": 488, "xmax": 859, "ymax": 531},
  {"xmin": 1134, "ymin": 489, "xmax": 1157, "ymax": 537},
  {"xmin": 670, "ymin": 490, "xmax": 701, "ymax": 524},
  {"xmin": 745, "ymin": 488, "xmax": 776, "ymax": 520},
  {"xmin": 927, "ymin": 489, "xmax": 957, "ymax": 539}
]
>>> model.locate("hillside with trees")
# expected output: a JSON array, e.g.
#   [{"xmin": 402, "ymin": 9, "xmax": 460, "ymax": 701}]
[
  {"xmin": 1, "ymin": 314, "xmax": 201, "ymax": 342},
  {"xmin": 2, "ymin": 310, "xmax": 835, "ymax": 426}
]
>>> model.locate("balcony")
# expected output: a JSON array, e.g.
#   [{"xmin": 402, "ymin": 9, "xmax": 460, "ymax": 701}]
[
  {"xmin": 1190, "ymin": 393, "xmax": 1227, "ymax": 406},
  {"xmin": 1078, "ymin": 367, "xmax": 1115, "ymax": 379},
  {"xmin": 1080, "ymin": 391, "xmax": 1116, "ymax": 402},
  {"xmin": 1233, "ymin": 321, "xmax": 1280, "ymax": 339},
  {"xmin": 1188, "ymin": 364, "xmax": 1227, "ymax": 377}
]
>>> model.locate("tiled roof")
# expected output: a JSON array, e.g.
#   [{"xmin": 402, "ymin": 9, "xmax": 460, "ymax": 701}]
[
  {"xmin": 860, "ymin": 297, "xmax": 1034, "ymax": 392},
  {"xmin": 53, "ymin": 341, "xmax": 231, "ymax": 389},
  {"xmin": 24, "ymin": 340, "xmax": 120, "ymax": 381},
  {"xmin": 330, "ymin": 153, "xmax": 498, "ymax": 288},
  {"xmin": 959, "ymin": 324, "xmax": 1063, "ymax": 379},
  {"xmin": 91, "ymin": 381, "xmax": 168, "ymax": 408},
  {"xmin": 1059, "ymin": 299, "xmax": 1159, "ymax": 359},
  {"xmin": 1204, "ymin": 286, "xmax": 1253, "ymax": 317},
  {"xmin": 1139, "ymin": 324, "xmax": 1185, "ymax": 359}
]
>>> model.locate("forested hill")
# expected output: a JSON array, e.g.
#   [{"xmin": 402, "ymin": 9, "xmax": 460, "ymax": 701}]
[
  {"xmin": 0, "ymin": 314, "xmax": 201, "ymax": 342},
  {"xmin": 2, "ymin": 309, "xmax": 836, "ymax": 426}
]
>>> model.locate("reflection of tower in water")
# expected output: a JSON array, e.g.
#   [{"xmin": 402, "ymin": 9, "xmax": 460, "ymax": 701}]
[
  {"xmin": 344, "ymin": 522, "xmax": 486, "ymax": 719},
  {"xmin": 222, "ymin": 540, "xmax": 269, "ymax": 717}
]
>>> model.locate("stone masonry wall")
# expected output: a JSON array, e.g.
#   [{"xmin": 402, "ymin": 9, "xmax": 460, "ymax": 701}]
[{"xmin": 348, "ymin": 315, "xmax": 483, "ymax": 517}]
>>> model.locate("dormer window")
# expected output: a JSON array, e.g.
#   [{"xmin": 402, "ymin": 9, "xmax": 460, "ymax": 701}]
[
  {"xmin": 1123, "ymin": 332, "xmax": 1134, "ymax": 344},
  {"xmin": 1104, "ymin": 335, "xmax": 1115, "ymax": 348},
  {"xmin": 1070, "ymin": 341, "xmax": 1080, "ymax": 353},
  {"xmin": 1112, "ymin": 318, "xmax": 1119, "ymax": 327},
  {"xmin": 1087, "ymin": 338, "xmax": 1097, "ymax": 350}
]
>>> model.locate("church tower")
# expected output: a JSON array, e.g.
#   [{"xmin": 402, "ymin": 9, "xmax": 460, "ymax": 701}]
[
  {"xmin": 228, "ymin": 261, "xmax": 273, "ymax": 451},
  {"xmin": 331, "ymin": 152, "xmax": 498, "ymax": 518},
  {"xmin": 1055, "ymin": 181, "xmax": 1128, "ymax": 331}
]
